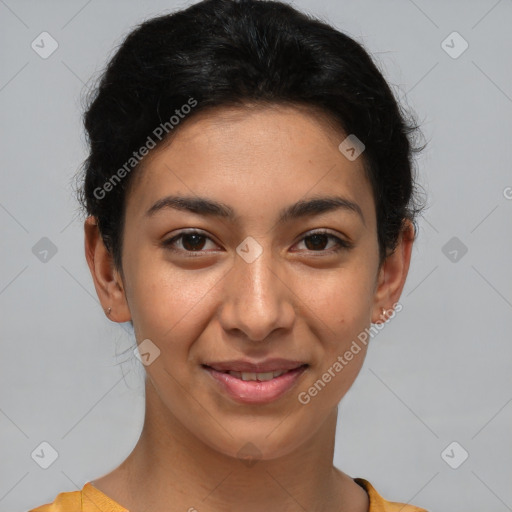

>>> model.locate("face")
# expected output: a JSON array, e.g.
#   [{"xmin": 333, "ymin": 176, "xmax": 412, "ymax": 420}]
[{"xmin": 87, "ymin": 104, "xmax": 411, "ymax": 461}]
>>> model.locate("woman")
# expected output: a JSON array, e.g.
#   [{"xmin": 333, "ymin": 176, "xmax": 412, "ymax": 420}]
[{"xmin": 30, "ymin": 0, "xmax": 427, "ymax": 510}]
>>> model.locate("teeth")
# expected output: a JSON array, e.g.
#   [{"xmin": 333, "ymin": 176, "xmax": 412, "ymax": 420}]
[{"xmin": 227, "ymin": 370, "xmax": 288, "ymax": 381}]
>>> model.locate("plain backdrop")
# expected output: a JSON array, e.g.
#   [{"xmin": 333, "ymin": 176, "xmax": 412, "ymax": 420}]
[{"xmin": 1, "ymin": 1, "xmax": 511, "ymax": 511}]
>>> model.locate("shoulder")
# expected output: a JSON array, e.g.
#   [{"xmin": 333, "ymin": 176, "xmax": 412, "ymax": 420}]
[
  {"xmin": 28, "ymin": 482, "xmax": 129, "ymax": 512},
  {"xmin": 28, "ymin": 489, "xmax": 82, "ymax": 512},
  {"xmin": 354, "ymin": 478, "xmax": 429, "ymax": 512}
]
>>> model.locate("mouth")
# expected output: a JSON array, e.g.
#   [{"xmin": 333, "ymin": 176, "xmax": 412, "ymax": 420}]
[
  {"xmin": 213, "ymin": 368, "xmax": 298, "ymax": 381},
  {"xmin": 202, "ymin": 361, "xmax": 309, "ymax": 404}
]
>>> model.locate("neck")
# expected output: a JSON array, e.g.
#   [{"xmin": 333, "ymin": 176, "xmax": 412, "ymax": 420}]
[{"xmin": 95, "ymin": 378, "xmax": 368, "ymax": 512}]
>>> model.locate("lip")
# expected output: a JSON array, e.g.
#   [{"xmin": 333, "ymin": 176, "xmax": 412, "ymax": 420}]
[
  {"xmin": 203, "ymin": 361, "xmax": 308, "ymax": 405},
  {"xmin": 204, "ymin": 358, "xmax": 307, "ymax": 373}
]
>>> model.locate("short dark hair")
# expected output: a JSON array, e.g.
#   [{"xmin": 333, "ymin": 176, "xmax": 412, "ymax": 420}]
[{"xmin": 75, "ymin": 0, "xmax": 426, "ymax": 275}]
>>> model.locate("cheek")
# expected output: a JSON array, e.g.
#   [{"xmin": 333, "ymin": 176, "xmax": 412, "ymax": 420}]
[
  {"xmin": 298, "ymin": 263, "xmax": 376, "ymax": 335},
  {"xmin": 127, "ymin": 255, "xmax": 229, "ymax": 366},
  {"xmin": 295, "ymin": 261, "xmax": 375, "ymax": 402}
]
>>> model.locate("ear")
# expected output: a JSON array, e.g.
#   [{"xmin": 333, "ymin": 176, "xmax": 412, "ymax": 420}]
[
  {"xmin": 371, "ymin": 219, "xmax": 414, "ymax": 324},
  {"xmin": 84, "ymin": 216, "xmax": 131, "ymax": 322}
]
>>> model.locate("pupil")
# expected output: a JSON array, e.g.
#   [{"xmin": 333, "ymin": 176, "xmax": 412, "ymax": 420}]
[
  {"xmin": 183, "ymin": 234, "xmax": 205, "ymax": 251},
  {"xmin": 305, "ymin": 234, "xmax": 327, "ymax": 251}
]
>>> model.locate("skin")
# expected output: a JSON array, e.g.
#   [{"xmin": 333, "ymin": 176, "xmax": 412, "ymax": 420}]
[{"xmin": 84, "ymin": 103, "xmax": 414, "ymax": 512}]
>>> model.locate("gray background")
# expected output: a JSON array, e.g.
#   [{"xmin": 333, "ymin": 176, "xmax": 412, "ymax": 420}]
[{"xmin": 1, "ymin": 0, "xmax": 511, "ymax": 511}]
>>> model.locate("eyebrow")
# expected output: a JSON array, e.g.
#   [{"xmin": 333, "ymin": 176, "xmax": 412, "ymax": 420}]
[{"xmin": 145, "ymin": 194, "xmax": 365, "ymax": 225}]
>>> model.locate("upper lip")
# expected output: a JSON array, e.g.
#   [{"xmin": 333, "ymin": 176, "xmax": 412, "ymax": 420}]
[{"xmin": 203, "ymin": 358, "xmax": 308, "ymax": 373}]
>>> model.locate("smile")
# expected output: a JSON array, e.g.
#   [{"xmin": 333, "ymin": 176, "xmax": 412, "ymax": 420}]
[
  {"xmin": 202, "ymin": 362, "xmax": 309, "ymax": 404},
  {"xmin": 224, "ymin": 369, "xmax": 290, "ymax": 381}
]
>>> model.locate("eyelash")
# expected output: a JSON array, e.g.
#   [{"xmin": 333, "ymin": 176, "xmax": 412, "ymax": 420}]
[{"xmin": 161, "ymin": 229, "xmax": 352, "ymax": 256}]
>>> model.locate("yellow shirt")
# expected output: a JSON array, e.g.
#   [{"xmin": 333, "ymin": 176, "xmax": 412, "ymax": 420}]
[{"xmin": 28, "ymin": 478, "xmax": 428, "ymax": 511}]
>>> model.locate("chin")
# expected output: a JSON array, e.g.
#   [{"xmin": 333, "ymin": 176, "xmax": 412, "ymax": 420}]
[{"xmin": 187, "ymin": 412, "xmax": 322, "ymax": 464}]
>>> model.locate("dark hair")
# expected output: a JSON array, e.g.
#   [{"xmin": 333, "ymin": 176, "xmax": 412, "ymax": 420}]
[{"xmin": 75, "ymin": 0, "xmax": 425, "ymax": 277}]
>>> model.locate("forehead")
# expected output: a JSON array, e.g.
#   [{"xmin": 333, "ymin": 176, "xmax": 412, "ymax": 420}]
[{"xmin": 124, "ymin": 104, "xmax": 375, "ymax": 225}]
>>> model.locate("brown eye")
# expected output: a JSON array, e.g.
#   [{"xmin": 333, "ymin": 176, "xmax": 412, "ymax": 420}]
[
  {"xmin": 162, "ymin": 229, "xmax": 352, "ymax": 256},
  {"xmin": 295, "ymin": 230, "xmax": 352, "ymax": 253},
  {"xmin": 304, "ymin": 233, "xmax": 330, "ymax": 251},
  {"xmin": 162, "ymin": 230, "xmax": 218, "ymax": 254},
  {"xmin": 180, "ymin": 233, "xmax": 207, "ymax": 251}
]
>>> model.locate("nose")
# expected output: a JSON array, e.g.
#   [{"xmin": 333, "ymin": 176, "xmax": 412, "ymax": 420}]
[{"xmin": 218, "ymin": 243, "xmax": 296, "ymax": 343}]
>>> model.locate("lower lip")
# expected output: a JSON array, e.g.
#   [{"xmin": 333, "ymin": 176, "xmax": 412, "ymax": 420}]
[{"xmin": 204, "ymin": 365, "xmax": 308, "ymax": 404}]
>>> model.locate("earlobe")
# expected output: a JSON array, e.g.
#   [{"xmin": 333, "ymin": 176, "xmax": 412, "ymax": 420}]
[
  {"xmin": 84, "ymin": 216, "xmax": 132, "ymax": 322},
  {"xmin": 371, "ymin": 220, "xmax": 414, "ymax": 323}
]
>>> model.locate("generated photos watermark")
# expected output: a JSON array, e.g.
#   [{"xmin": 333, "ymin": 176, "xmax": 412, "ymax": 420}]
[
  {"xmin": 93, "ymin": 97, "xmax": 198, "ymax": 200},
  {"xmin": 297, "ymin": 301, "xmax": 403, "ymax": 405}
]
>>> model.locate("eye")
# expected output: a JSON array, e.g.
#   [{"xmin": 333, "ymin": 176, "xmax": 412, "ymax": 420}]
[
  {"xmin": 292, "ymin": 230, "xmax": 352, "ymax": 253},
  {"xmin": 162, "ymin": 230, "xmax": 219, "ymax": 255},
  {"xmin": 162, "ymin": 229, "xmax": 352, "ymax": 255}
]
